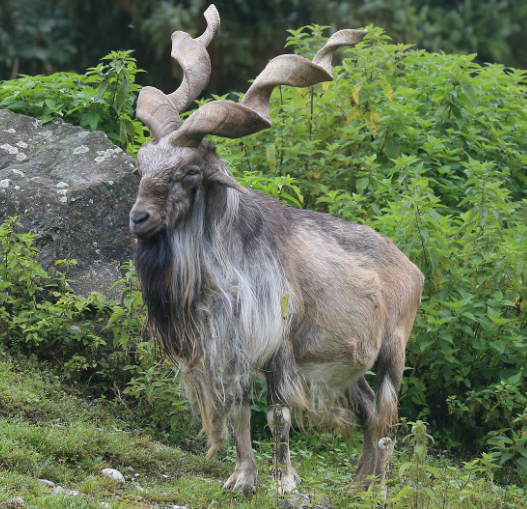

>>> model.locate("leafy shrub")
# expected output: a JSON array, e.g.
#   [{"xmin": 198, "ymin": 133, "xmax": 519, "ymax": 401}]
[
  {"xmin": 215, "ymin": 26, "xmax": 527, "ymax": 469},
  {"xmin": 1, "ymin": 23, "xmax": 526, "ymax": 474},
  {"xmin": 0, "ymin": 50, "xmax": 147, "ymax": 154},
  {"xmin": 0, "ymin": 217, "xmax": 190, "ymax": 440}
]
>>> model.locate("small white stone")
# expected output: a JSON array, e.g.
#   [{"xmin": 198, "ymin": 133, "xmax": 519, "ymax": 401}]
[
  {"xmin": 59, "ymin": 196, "xmax": 68, "ymax": 203},
  {"xmin": 16, "ymin": 141, "xmax": 28, "ymax": 148},
  {"xmin": 14, "ymin": 185, "xmax": 20, "ymax": 190},
  {"xmin": 73, "ymin": 145, "xmax": 90, "ymax": 155},
  {"xmin": 32, "ymin": 119, "xmax": 41, "ymax": 128},
  {"xmin": 1, "ymin": 497, "xmax": 26, "ymax": 508},
  {"xmin": 64, "ymin": 490, "xmax": 81, "ymax": 496},
  {"xmin": 108, "ymin": 181, "xmax": 114, "ymax": 186},
  {"xmin": 56, "ymin": 182, "xmax": 69, "ymax": 188},
  {"xmin": 57, "ymin": 189, "xmax": 68, "ymax": 195},
  {"xmin": 38, "ymin": 479, "xmax": 56, "ymax": 488},
  {"xmin": 16, "ymin": 153, "xmax": 27, "ymax": 161},
  {"xmin": 95, "ymin": 156, "xmax": 105, "ymax": 163},
  {"xmin": 4, "ymin": 128, "xmax": 16, "ymax": 133},
  {"xmin": 162, "ymin": 474, "xmax": 169, "ymax": 479},
  {"xmin": 0, "ymin": 179, "xmax": 10, "ymax": 189},
  {"xmin": 101, "ymin": 468, "xmax": 125, "ymax": 483},
  {"xmin": 12, "ymin": 169, "xmax": 25, "ymax": 177}
]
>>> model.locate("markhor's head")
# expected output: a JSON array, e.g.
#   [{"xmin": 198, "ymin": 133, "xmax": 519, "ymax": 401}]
[
  {"xmin": 129, "ymin": 140, "xmax": 242, "ymax": 240},
  {"xmin": 129, "ymin": 4, "xmax": 365, "ymax": 240}
]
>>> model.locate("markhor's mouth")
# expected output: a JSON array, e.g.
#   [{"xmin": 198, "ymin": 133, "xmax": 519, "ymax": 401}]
[{"xmin": 132, "ymin": 223, "xmax": 163, "ymax": 240}]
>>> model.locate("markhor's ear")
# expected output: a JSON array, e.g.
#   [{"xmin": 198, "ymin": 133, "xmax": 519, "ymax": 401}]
[{"xmin": 206, "ymin": 166, "xmax": 248, "ymax": 194}]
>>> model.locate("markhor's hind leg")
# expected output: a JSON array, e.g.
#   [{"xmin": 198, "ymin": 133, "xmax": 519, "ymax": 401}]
[
  {"xmin": 346, "ymin": 376, "xmax": 381, "ymax": 492},
  {"xmin": 224, "ymin": 396, "xmax": 258, "ymax": 495},
  {"xmin": 346, "ymin": 342, "xmax": 404, "ymax": 494}
]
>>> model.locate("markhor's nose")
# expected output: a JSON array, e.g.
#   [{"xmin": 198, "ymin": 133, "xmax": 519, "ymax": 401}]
[{"xmin": 130, "ymin": 210, "xmax": 150, "ymax": 225}]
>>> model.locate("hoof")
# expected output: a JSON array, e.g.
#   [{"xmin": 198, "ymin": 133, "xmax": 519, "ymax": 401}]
[
  {"xmin": 274, "ymin": 468, "xmax": 301, "ymax": 495},
  {"xmin": 224, "ymin": 470, "xmax": 257, "ymax": 496},
  {"xmin": 280, "ymin": 492, "xmax": 333, "ymax": 509}
]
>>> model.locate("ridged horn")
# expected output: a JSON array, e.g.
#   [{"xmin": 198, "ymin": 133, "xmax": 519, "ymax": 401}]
[
  {"xmin": 136, "ymin": 4, "xmax": 220, "ymax": 143},
  {"xmin": 170, "ymin": 28, "xmax": 367, "ymax": 147}
]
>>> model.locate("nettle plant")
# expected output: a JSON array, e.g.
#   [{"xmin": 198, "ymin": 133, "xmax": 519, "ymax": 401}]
[
  {"xmin": 1, "ymin": 23, "xmax": 525, "ymax": 475},
  {"xmin": 216, "ymin": 26, "xmax": 527, "ymax": 473},
  {"xmin": 0, "ymin": 50, "xmax": 147, "ymax": 154}
]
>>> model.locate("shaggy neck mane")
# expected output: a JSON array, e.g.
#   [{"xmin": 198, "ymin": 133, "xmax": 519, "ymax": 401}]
[
  {"xmin": 135, "ymin": 180, "xmax": 239, "ymax": 364},
  {"xmin": 135, "ymin": 159, "xmax": 294, "ymax": 435}
]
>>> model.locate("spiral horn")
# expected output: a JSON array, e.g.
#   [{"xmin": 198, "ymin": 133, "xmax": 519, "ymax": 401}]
[
  {"xmin": 169, "ymin": 28, "xmax": 367, "ymax": 147},
  {"xmin": 136, "ymin": 4, "xmax": 220, "ymax": 143}
]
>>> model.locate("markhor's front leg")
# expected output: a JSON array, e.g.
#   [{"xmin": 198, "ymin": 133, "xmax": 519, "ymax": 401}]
[
  {"xmin": 224, "ymin": 397, "xmax": 258, "ymax": 495},
  {"xmin": 268, "ymin": 405, "xmax": 300, "ymax": 494}
]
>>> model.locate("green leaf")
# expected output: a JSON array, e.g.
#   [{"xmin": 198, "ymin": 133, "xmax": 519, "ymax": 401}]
[
  {"xmin": 384, "ymin": 135, "xmax": 400, "ymax": 159},
  {"xmin": 507, "ymin": 371, "xmax": 522, "ymax": 384},
  {"xmin": 489, "ymin": 340, "xmax": 506, "ymax": 354},
  {"xmin": 114, "ymin": 78, "xmax": 130, "ymax": 113},
  {"xmin": 514, "ymin": 457, "xmax": 527, "ymax": 473},
  {"xmin": 86, "ymin": 111, "xmax": 101, "ymax": 131},
  {"xmin": 356, "ymin": 177, "xmax": 369, "ymax": 194},
  {"xmin": 391, "ymin": 485, "xmax": 409, "ymax": 502},
  {"xmin": 266, "ymin": 144, "xmax": 277, "ymax": 167},
  {"xmin": 462, "ymin": 83, "xmax": 477, "ymax": 107}
]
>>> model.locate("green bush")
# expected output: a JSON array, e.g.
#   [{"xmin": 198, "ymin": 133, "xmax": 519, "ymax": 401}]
[
  {"xmin": 0, "ymin": 217, "xmax": 190, "ymax": 441},
  {"xmin": 1, "ymin": 25, "xmax": 526, "ymax": 475},
  {"xmin": 215, "ymin": 26, "xmax": 527, "ymax": 471},
  {"xmin": 0, "ymin": 50, "xmax": 147, "ymax": 155}
]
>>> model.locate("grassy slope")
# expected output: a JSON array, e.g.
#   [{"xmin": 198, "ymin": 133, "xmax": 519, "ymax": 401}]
[{"xmin": 0, "ymin": 357, "xmax": 525, "ymax": 509}]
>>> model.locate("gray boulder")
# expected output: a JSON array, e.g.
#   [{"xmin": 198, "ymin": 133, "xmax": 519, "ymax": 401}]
[{"xmin": 0, "ymin": 110, "xmax": 140, "ymax": 300}]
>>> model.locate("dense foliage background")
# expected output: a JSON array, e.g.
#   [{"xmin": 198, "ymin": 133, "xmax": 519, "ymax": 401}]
[
  {"xmin": 1, "ymin": 17, "xmax": 526, "ymax": 484},
  {"xmin": 0, "ymin": 0, "xmax": 526, "ymax": 94}
]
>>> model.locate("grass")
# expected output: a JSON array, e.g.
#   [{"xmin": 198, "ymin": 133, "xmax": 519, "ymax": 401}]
[{"xmin": 0, "ymin": 355, "xmax": 525, "ymax": 509}]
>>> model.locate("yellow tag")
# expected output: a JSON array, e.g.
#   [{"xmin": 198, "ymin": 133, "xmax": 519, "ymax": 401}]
[{"xmin": 280, "ymin": 292, "xmax": 290, "ymax": 318}]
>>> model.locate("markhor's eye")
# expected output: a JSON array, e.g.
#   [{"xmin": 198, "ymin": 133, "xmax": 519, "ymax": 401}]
[{"xmin": 186, "ymin": 168, "xmax": 200, "ymax": 176}]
